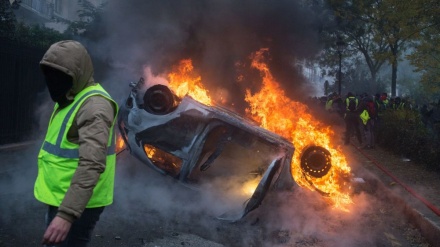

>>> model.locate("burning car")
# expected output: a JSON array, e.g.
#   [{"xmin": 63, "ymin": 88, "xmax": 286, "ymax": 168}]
[{"xmin": 117, "ymin": 77, "xmax": 339, "ymax": 221}]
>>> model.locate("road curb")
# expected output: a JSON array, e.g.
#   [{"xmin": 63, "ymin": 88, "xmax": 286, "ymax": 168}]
[
  {"xmin": 385, "ymin": 182, "xmax": 440, "ymax": 246},
  {"xmin": 350, "ymin": 143, "xmax": 440, "ymax": 246},
  {"xmin": 363, "ymin": 170, "xmax": 440, "ymax": 246}
]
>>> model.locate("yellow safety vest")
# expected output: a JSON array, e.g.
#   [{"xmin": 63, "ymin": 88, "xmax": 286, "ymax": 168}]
[
  {"xmin": 34, "ymin": 84, "xmax": 118, "ymax": 207},
  {"xmin": 345, "ymin": 97, "xmax": 358, "ymax": 111},
  {"xmin": 360, "ymin": 109, "xmax": 370, "ymax": 125}
]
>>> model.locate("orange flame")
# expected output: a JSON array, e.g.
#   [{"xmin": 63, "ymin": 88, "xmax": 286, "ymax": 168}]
[
  {"xmin": 116, "ymin": 134, "xmax": 125, "ymax": 154},
  {"xmin": 245, "ymin": 48, "xmax": 352, "ymax": 209},
  {"xmin": 163, "ymin": 51, "xmax": 352, "ymax": 210},
  {"xmin": 167, "ymin": 59, "xmax": 212, "ymax": 105}
]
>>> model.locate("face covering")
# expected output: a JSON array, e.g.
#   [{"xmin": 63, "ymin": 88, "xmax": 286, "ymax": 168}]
[{"xmin": 41, "ymin": 66, "xmax": 73, "ymax": 108}]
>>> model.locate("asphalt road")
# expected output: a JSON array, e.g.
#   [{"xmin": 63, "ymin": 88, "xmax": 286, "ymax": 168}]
[{"xmin": 0, "ymin": 143, "xmax": 433, "ymax": 247}]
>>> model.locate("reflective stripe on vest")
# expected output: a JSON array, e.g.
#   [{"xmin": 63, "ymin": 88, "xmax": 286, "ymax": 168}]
[
  {"xmin": 34, "ymin": 84, "xmax": 118, "ymax": 208},
  {"xmin": 345, "ymin": 97, "xmax": 358, "ymax": 111},
  {"xmin": 41, "ymin": 90, "xmax": 116, "ymax": 158}
]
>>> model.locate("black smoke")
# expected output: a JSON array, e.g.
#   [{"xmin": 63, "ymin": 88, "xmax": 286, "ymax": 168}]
[{"xmin": 87, "ymin": 0, "xmax": 323, "ymax": 111}]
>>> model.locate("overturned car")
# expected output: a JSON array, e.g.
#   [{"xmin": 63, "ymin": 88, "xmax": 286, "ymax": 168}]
[{"xmin": 118, "ymin": 78, "xmax": 334, "ymax": 220}]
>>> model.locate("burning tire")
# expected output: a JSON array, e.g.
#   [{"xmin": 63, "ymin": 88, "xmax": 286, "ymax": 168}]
[
  {"xmin": 300, "ymin": 145, "xmax": 331, "ymax": 179},
  {"xmin": 143, "ymin": 84, "xmax": 178, "ymax": 114}
]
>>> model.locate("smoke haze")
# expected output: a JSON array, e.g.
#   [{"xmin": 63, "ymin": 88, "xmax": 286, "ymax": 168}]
[
  {"xmin": 2, "ymin": 1, "xmax": 426, "ymax": 246},
  {"xmin": 85, "ymin": 0, "xmax": 323, "ymax": 109},
  {"xmin": 0, "ymin": 144, "xmax": 426, "ymax": 246}
]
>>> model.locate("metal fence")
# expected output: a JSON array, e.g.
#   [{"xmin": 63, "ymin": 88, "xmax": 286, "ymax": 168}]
[{"xmin": 0, "ymin": 38, "xmax": 46, "ymax": 145}]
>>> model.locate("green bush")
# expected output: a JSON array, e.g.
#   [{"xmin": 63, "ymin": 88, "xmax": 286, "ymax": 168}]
[
  {"xmin": 1, "ymin": 2, "xmax": 68, "ymax": 50},
  {"xmin": 10, "ymin": 22, "xmax": 68, "ymax": 49},
  {"xmin": 376, "ymin": 109, "xmax": 440, "ymax": 171}
]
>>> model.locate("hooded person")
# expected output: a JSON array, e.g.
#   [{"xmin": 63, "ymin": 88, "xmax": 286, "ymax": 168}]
[{"xmin": 34, "ymin": 40, "xmax": 118, "ymax": 246}]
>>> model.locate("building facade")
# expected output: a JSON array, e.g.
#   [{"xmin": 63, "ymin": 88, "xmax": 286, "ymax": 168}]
[{"xmin": 13, "ymin": 0, "xmax": 105, "ymax": 32}]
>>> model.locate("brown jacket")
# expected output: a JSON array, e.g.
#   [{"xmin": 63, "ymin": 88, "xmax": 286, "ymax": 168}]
[{"xmin": 40, "ymin": 40, "xmax": 116, "ymax": 222}]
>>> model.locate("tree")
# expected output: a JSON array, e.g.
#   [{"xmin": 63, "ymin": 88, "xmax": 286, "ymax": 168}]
[
  {"xmin": 12, "ymin": 22, "xmax": 66, "ymax": 49},
  {"xmin": 324, "ymin": 80, "xmax": 329, "ymax": 95},
  {"xmin": 329, "ymin": 0, "xmax": 389, "ymax": 93},
  {"xmin": 0, "ymin": 0, "xmax": 17, "ymax": 38},
  {"xmin": 371, "ymin": 0, "xmax": 425, "ymax": 97},
  {"xmin": 326, "ymin": 0, "xmax": 434, "ymax": 97},
  {"xmin": 64, "ymin": 0, "xmax": 107, "ymax": 41},
  {"xmin": 1, "ymin": 0, "xmax": 66, "ymax": 48},
  {"xmin": 406, "ymin": 0, "xmax": 440, "ymax": 99},
  {"xmin": 408, "ymin": 35, "xmax": 440, "ymax": 99}
]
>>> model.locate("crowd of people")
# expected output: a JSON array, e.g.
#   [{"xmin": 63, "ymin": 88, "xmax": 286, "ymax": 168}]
[{"xmin": 310, "ymin": 91, "xmax": 440, "ymax": 149}]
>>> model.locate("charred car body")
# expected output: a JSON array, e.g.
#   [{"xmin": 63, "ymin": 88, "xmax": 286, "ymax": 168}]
[{"xmin": 118, "ymin": 78, "xmax": 331, "ymax": 220}]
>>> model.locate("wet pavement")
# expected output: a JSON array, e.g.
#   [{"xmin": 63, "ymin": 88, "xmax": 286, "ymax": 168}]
[{"xmin": 0, "ymin": 142, "xmax": 437, "ymax": 247}]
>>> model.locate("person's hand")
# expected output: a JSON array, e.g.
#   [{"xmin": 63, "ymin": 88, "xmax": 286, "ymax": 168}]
[{"xmin": 42, "ymin": 216, "xmax": 72, "ymax": 245}]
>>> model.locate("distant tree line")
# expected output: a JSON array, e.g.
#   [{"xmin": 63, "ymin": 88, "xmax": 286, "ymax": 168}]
[
  {"xmin": 0, "ymin": 0, "xmax": 104, "ymax": 145},
  {"xmin": 0, "ymin": 1, "xmax": 67, "ymax": 49},
  {"xmin": 0, "ymin": 0, "xmax": 105, "ymax": 49},
  {"xmin": 302, "ymin": 0, "xmax": 440, "ymax": 103}
]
